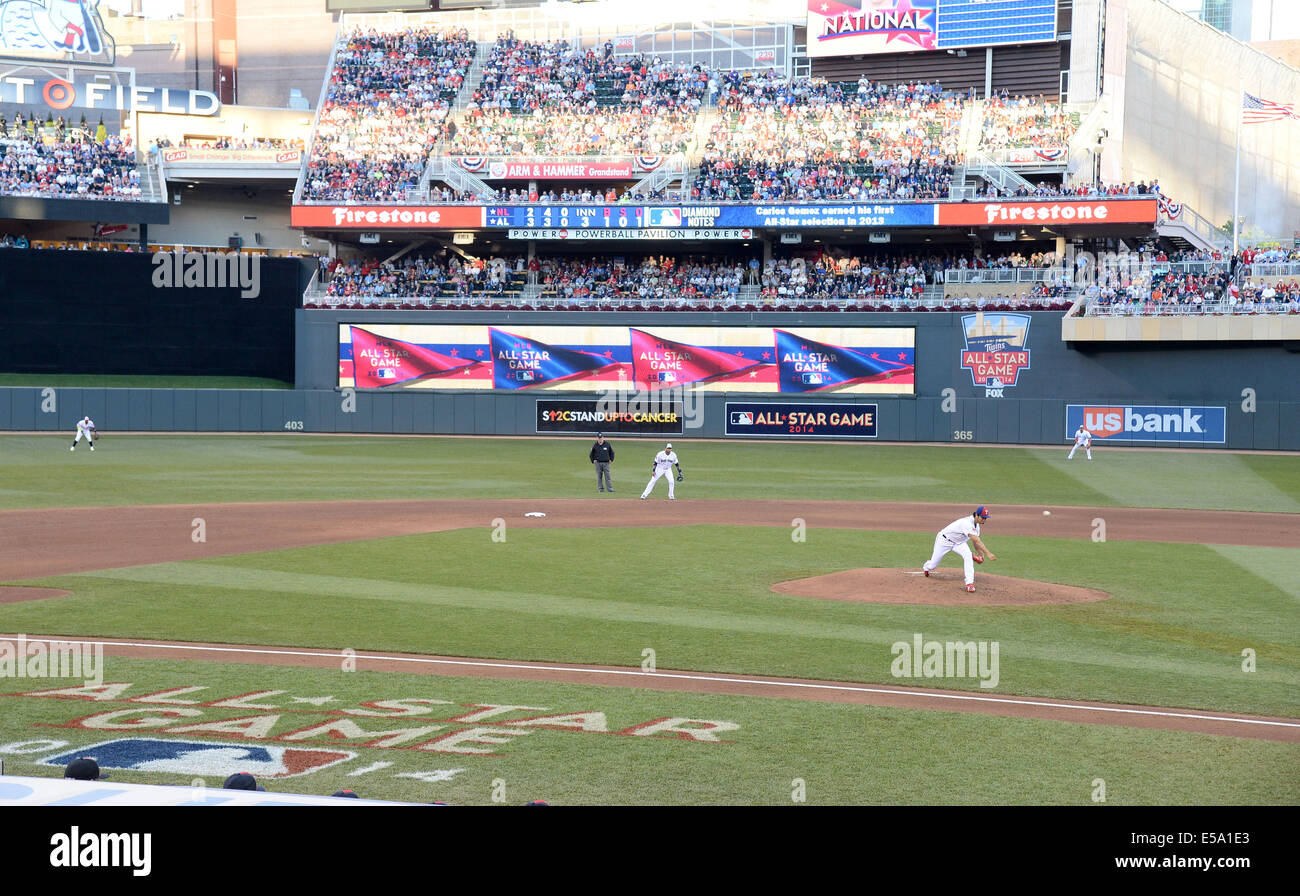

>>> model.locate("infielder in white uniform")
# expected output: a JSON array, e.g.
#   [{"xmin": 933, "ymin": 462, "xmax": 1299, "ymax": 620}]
[
  {"xmin": 1068, "ymin": 425, "xmax": 1092, "ymax": 460},
  {"xmin": 922, "ymin": 506, "xmax": 996, "ymax": 592},
  {"xmin": 71, "ymin": 416, "xmax": 96, "ymax": 451},
  {"xmin": 640, "ymin": 443, "xmax": 681, "ymax": 500}
]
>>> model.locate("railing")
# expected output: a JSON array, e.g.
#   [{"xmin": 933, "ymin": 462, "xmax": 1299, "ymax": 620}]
[
  {"xmin": 1085, "ymin": 300, "xmax": 1298, "ymax": 317},
  {"xmin": 944, "ymin": 267, "xmax": 1061, "ymax": 284},
  {"xmin": 1157, "ymin": 203, "xmax": 1233, "ymax": 251},
  {"xmin": 1249, "ymin": 262, "xmax": 1300, "ymax": 277},
  {"xmin": 976, "ymin": 147, "xmax": 1070, "ymax": 167},
  {"xmin": 306, "ymin": 292, "xmax": 1074, "ymax": 312},
  {"xmin": 433, "ymin": 154, "xmax": 688, "ymax": 174},
  {"xmin": 293, "ymin": 14, "xmax": 345, "ymax": 205}
]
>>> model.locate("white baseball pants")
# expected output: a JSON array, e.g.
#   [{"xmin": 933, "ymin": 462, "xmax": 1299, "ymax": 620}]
[
  {"xmin": 641, "ymin": 468, "xmax": 675, "ymax": 499},
  {"xmin": 923, "ymin": 536, "xmax": 975, "ymax": 585}
]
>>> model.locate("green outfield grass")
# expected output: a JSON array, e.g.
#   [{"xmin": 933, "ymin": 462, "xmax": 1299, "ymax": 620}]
[
  {"xmin": 0, "ymin": 375, "xmax": 293, "ymax": 389},
  {"xmin": 2, "ymin": 434, "xmax": 1298, "ymax": 511},
  {"xmin": 0, "ymin": 658, "xmax": 1294, "ymax": 805},
  {"xmin": 8, "ymin": 527, "xmax": 1297, "ymax": 715},
  {"xmin": 0, "ymin": 433, "xmax": 1296, "ymax": 805}
]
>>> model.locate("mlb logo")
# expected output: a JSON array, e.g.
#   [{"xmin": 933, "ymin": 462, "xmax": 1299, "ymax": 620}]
[
  {"xmin": 39, "ymin": 739, "xmax": 355, "ymax": 779},
  {"xmin": 657, "ymin": 371, "xmax": 676, "ymax": 382},
  {"xmin": 516, "ymin": 371, "xmax": 535, "ymax": 382},
  {"xmin": 1081, "ymin": 406, "xmax": 1124, "ymax": 438},
  {"xmin": 376, "ymin": 368, "xmax": 395, "ymax": 379},
  {"xmin": 730, "ymin": 411, "xmax": 753, "ymax": 426},
  {"xmin": 802, "ymin": 372, "xmax": 823, "ymax": 385}
]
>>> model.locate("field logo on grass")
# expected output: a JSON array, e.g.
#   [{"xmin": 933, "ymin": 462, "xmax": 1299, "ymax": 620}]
[
  {"xmin": 151, "ymin": 249, "xmax": 261, "ymax": 298},
  {"xmin": 38, "ymin": 738, "xmax": 355, "ymax": 779},
  {"xmin": 960, "ymin": 313, "xmax": 1030, "ymax": 398},
  {"xmin": 0, "ymin": 636, "xmax": 102, "ymax": 686},
  {"xmin": 890, "ymin": 633, "xmax": 999, "ymax": 688}
]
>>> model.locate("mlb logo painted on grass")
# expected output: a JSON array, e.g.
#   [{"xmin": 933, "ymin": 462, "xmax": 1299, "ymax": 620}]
[
  {"xmin": 39, "ymin": 739, "xmax": 355, "ymax": 779},
  {"xmin": 1066, "ymin": 405, "xmax": 1226, "ymax": 443}
]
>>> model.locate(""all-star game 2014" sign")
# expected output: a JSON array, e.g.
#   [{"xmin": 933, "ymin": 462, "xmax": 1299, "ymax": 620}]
[{"xmin": 960, "ymin": 312, "xmax": 1031, "ymax": 398}]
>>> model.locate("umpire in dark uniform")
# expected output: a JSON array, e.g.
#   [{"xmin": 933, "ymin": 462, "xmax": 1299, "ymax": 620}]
[{"xmin": 590, "ymin": 433, "xmax": 615, "ymax": 492}]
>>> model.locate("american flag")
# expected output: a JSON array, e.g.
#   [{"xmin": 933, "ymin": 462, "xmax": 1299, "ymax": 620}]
[{"xmin": 1242, "ymin": 93, "xmax": 1297, "ymax": 124}]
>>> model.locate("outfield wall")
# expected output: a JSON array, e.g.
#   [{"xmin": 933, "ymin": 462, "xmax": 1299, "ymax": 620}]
[
  {"xmin": 2, "ymin": 392, "xmax": 1295, "ymax": 450},
  {"xmin": 2, "ymin": 310, "xmax": 1296, "ymax": 449}
]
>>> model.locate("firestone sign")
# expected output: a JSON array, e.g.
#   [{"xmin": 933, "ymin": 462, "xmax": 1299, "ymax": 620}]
[{"xmin": 937, "ymin": 199, "xmax": 1159, "ymax": 226}]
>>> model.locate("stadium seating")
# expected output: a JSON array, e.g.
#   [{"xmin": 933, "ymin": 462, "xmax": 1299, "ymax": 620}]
[
  {"xmin": 696, "ymin": 74, "xmax": 962, "ymax": 201},
  {"xmin": 447, "ymin": 37, "xmax": 706, "ymax": 157},
  {"xmin": 978, "ymin": 94, "xmax": 1079, "ymax": 154},
  {"xmin": 0, "ymin": 133, "xmax": 141, "ymax": 200},
  {"xmin": 301, "ymin": 26, "xmax": 476, "ymax": 202}
]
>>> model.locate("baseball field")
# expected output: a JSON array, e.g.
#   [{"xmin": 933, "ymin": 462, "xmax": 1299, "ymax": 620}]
[{"xmin": 0, "ymin": 433, "xmax": 1296, "ymax": 805}]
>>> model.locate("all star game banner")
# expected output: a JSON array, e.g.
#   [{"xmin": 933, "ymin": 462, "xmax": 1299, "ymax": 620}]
[{"xmin": 339, "ymin": 324, "xmax": 915, "ymax": 394}]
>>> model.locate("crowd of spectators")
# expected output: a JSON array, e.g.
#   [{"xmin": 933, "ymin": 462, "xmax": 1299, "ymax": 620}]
[
  {"xmin": 301, "ymin": 26, "xmax": 475, "ymax": 202},
  {"xmin": 1084, "ymin": 269, "xmax": 1232, "ymax": 312},
  {"xmin": 696, "ymin": 74, "xmax": 962, "ymax": 201},
  {"xmin": 0, "ymin": 132, "xmax": 141, "ymax": 200},
  {"xmin": 538, "ymin": 255, "xmax": 747, "ymax": 301},
  {"xmin": 324, "ymin": 253, "xmax": 526, "ymax": 299},
  {"xmin": 1232, "ymin": 278, "xmax": 1300, "ymax": 312},
  {"xmin": 979, "ymin": 93, "xmax": 1078, "ymax": 151},
  {"xmin": 448, "ymin": 35, "xmax": 707, "ymax": 157}
]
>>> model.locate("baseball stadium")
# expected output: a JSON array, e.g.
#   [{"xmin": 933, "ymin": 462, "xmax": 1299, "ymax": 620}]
[{"xmin": 0, "ymin": 0, "xmax": 1297, "ymax": 838}]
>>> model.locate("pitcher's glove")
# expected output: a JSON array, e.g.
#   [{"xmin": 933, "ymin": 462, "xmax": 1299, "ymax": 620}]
[{"xmin": 973, "ymin": 554, "xmax": 983, "ymax": 564}]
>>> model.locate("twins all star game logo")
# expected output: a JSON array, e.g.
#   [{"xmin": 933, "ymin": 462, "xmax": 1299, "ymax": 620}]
[
  {"xmin": 0, "ymin": 0, "xmax": 115, "ymax": 65},
  {"xmin": 960, "ymin": 312, "xmax": 1031, "ymax": 398}
]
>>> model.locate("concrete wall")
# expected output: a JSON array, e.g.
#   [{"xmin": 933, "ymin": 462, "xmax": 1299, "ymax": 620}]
[
  {"xmin": 1109, "ymin": 0, "xmax": 1300, "ymax": 239},
  {"xmin": 2, "ymin": 387, "xmax": 1295, "ymax": 450}
]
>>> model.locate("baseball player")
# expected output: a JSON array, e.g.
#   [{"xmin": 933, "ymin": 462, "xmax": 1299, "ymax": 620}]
[
  {"xmin": 70, "ymin": 416, "xmax": 96, "ymax": 451},
  {"xmin": 922, "ymin": 506, "xmax": 996, "ymax": 592},
  {"xmin": 640, "ymin": 442, "xmax": 681, "ymax": 500},
  {"xmin": 1068, "ymin": 425, "xmax": 1093, "ymax": 460}
]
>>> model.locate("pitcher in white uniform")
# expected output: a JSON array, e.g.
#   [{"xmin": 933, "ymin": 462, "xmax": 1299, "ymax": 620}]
[{"xmin": 922, "ymin": 506, "xmax": 996, "ymax": 592}]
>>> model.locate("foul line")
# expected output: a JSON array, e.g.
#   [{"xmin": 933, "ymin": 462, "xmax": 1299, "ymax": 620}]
[{"xmin": 10, "ymin": 636, "xmax": 1299, "ymax": 732}]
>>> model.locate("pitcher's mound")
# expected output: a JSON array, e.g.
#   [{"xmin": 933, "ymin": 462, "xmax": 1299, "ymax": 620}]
[
  {"xmin": 0, "ymin": 586, "xmax": 71, "ymax": 604},
  {"xmin": 772, "ymin": 568, "xmax": 1110, "ymax": 607}
]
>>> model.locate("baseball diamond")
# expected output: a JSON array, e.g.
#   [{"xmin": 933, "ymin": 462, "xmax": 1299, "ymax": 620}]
[{"xmin": 0, "ymin": 0, "xmax": 1298, "ymax": 862}]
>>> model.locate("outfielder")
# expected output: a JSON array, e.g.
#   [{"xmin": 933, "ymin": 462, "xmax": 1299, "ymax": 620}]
[
  {"xmin": 1068, "ymin": 425, "xmax": 1093, "ymax": 460},
  {"xmin": 640, "ymin": 442, "xmax": 682, "ymax": 500},
  {"xmin": 70, "ymin": 415, "xmax": 96, "ymax": 451},
  {"xmin": 922, "ymin": 506, "xmax": 996, "ymax": 592}
]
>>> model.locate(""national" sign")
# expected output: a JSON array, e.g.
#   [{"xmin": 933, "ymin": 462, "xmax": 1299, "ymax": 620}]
[{"xmin": 1066, "ymin": 405, "xmax": 1226, "ymax": 444}]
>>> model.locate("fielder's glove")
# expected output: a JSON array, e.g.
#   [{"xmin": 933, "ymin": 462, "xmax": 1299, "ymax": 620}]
[{"xmin": 676, "ymin": 468, "xmax": 684, "ymax": 482}]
